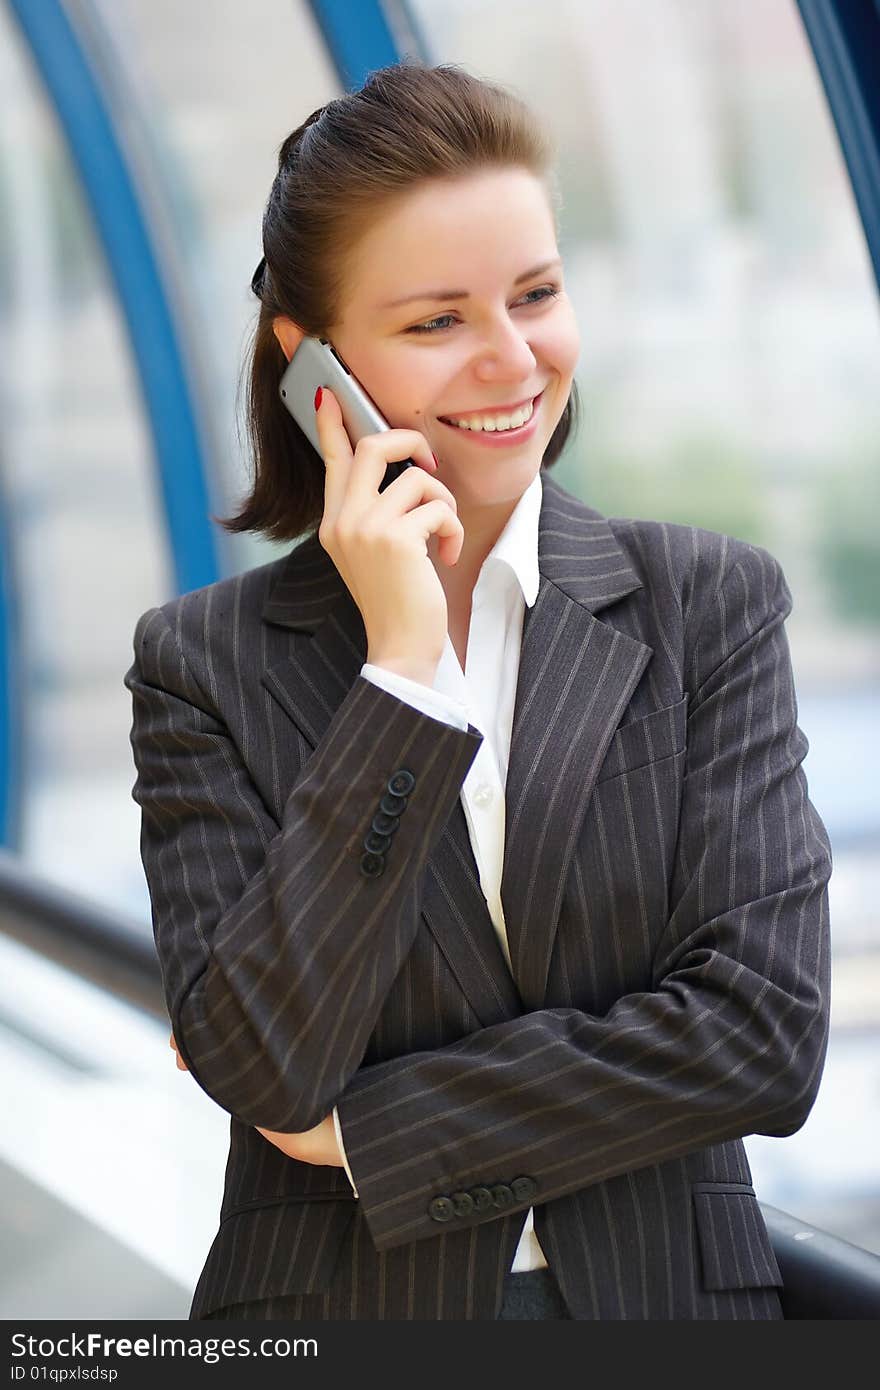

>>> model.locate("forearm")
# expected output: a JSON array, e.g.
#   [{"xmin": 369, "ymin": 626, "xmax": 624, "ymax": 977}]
[{"xmin": 337, "ymin": 888, "xmax": 828, "ymax": 1250}]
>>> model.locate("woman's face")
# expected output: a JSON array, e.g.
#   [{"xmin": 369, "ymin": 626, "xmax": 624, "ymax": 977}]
[{"xmin": 323, "ymin": 167, "xmax": 581, "ymax": 510}]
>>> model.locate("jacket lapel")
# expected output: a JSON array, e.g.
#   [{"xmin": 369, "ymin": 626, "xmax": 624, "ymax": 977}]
[
  {"xmin": 261, "ymin": 535, "xmax": 364, "ymax": 740},
  {"xmin": 260, "ymin": 473, "xmax": 652, "ymax": 1023},
  {"xmin": 501, "ymin": 475, "xmax": 652, "ymax": 1007}
]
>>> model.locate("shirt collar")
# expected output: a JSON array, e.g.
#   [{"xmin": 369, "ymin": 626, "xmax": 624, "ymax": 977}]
[{"xmin": 479, "ymin": 469, "xmax": 542, "ymax": 608}]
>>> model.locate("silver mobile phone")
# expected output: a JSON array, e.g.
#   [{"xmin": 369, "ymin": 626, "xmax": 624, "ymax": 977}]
[{"xmin": 278, "ymin": 336, "xmax": 413, "ymax": 492}]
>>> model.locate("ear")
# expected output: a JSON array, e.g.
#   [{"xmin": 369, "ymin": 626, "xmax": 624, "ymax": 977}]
[{"xmin": 273, "ymin": 315, "xmax": 306, "ymax": 363}]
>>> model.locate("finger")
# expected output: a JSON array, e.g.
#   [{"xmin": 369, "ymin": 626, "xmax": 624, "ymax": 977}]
[
  {"xmin": 353, "ymin": 429, "xmax": 436, "ymax": 477},
  {"xmin": 343, "ymin": 435, "xmax": 438, "ymax": 518},
  {"xmin": 169, "ymin": 1030, "xmax": 189, "ymax": 1071},
  {"xmin": 316, "ymin": 390, "xmax": 437, "ymax": 519},
  {"xmin": 399, "ymin": 499, "xmax": 464, "ymax": 566},
  {"xmin": 371, "ymin": 465, "xmax": 457, "ymax": 522},
  {"xmin": 313, "ymin": 388, "xmax": 356, "ymax": 523}
]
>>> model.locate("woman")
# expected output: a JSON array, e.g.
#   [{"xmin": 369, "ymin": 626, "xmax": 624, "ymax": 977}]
[{"xmin": 125, "ymin": 61, "xmax": 832, "ymax": 1321}]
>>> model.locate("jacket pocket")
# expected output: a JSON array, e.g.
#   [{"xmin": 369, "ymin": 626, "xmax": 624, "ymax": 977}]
[
  {"xmin": 190, "ymin": 1198, "xmax": 356, "ymax": 1318},
  {"xmin": 596, "ymin": 696, "xmax": 688, "ymax": 784},
  {"xmin": 693, "ymin": 1183, "xmax": 783, "ymax": 1291}
]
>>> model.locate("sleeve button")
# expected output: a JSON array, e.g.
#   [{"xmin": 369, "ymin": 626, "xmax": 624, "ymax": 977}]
[
  {"xmin": 451, "ymin": 1190, "xmax": 475, "ymax": 1217},
  {"xmin": 363, "ymin": 830, "xmax": 392, "ymax": 854},
  {"xmin": 380, "ymin": 791, "xmax": 408, "ymax": 816},
  {"xmin": 387, "ymin": 769, "xmax": 415, "ymax": 796},
  {"xmin": 470, "ymin": 1186, "xmax": 494, "ymax": 1212},
  {"xmin": 511, "ymin": 1176, "xmax": 538, "ymax": 1201},
  {"xmin": 491, "ymin": 1183, "xmax": 515, "ymax": 1210},
  {"xmin": 371, "ymin": 811, "xmax": 400, "ymax": 835},
  {"xmin": 359, "ymin": 852, "xmax": 385, "ymax": 878},
  {"xmin": 428, "ymin": 1196, "xmax": 455, "ymax": 1223}
]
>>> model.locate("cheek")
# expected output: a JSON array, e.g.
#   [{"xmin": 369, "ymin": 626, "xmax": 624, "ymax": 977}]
[
  {"xmin": 548, "ymin": 308, "xmax": 580, "ymax": 377},
  {"xmin": 339, "ymin": 350, "xmax": 421, "ymax": 424},
  {"xmin": 388, "ymin": 354, "xmax": 451, "ymax": 424}
]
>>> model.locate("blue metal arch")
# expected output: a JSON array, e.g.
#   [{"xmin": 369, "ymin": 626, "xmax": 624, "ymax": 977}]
[
  {"xmin": 307, "ymin": 0, "xmax": 427, "ymax": 88},
  {"xmin": 7, "ymin": 0, "xmax": 224, "ymax": 596},
  {"xmin": 797, "ymin": 0, "xmax": 880, "ymax": 295},
  {"xmin": 2, "ymin": 0, "xmax": 231, "ymax": 848},
  {"xmin": 0, "ymin": 449, "xmax": 22, "ymax": 850}
]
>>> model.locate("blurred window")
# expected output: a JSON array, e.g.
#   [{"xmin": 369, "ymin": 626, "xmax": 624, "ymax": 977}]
[
  {"xmin": 0, "ymin": 0, "xmax": 340, "ymax": 923},
  {"xmin": 0, "ymin": 4, "xmax": 169, "ymax": 914},
  {"xmin": 89, "ymin": 0, "xmax": 341, "ymax": 577}
]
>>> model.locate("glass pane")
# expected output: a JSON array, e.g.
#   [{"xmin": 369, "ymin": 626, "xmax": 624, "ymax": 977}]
[
  {"xmin": 410, "ymin": 0, "xmax": 880, "ymax": 1250},
  {"xmin": 90, "ymin": 0, "xmax": 342, "ymax": 576},
  {"xmin": 0, "ymin": 5, "xmax": 169, "ymax": 919},
  {"xmin": 0, "ymin": 0, "xmax": 340, "ymax": 927}
]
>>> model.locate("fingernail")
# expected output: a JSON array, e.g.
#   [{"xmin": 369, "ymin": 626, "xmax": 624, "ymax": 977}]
[{"xmin": 314, "ymin": 386, "xmax": 323, "ymax": 411}]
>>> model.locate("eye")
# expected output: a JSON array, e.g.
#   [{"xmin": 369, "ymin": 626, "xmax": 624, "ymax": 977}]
[{"xmin": 405, "ymin": 284, "xmax": 561, "ymax": 334}]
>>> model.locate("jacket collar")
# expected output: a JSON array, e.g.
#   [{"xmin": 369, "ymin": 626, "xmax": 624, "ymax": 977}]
[{"xmin": 262, "ymin": 472, "xmax": 642, "ymax": 635}]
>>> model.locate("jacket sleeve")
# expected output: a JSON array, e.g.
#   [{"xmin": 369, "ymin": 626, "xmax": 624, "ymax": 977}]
[
  {"xmin": 334, "ymin": 542, "xmax": 833, "ymax": 1251},
  {"xmin": 124, "ymin": 604, "xmax": 482, "ymax": 1131},
  {"xmin": 333, "ymin": 664, "xmax": 469, "ymax": 1197}
]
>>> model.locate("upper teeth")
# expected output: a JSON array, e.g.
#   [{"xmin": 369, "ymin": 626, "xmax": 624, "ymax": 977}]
[{"xmin": 445, "ymin": 398, "xmax": 535, "ymax": 432}]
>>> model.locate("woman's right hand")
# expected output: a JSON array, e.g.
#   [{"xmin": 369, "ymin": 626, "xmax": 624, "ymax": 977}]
[{"xmin": 315, "ymin": 386, "xmax": 464, "ymax": 686}]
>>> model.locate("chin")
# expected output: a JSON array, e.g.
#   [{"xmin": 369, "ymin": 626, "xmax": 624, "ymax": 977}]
[{"xmin": 445, "ymin": 456, "xmax": 541, "ymax": 503}]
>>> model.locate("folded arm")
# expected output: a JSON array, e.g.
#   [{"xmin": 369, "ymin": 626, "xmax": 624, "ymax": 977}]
[{"xmin": 334, "ymin": 543, "xmax": 832, "ymax": 1250}]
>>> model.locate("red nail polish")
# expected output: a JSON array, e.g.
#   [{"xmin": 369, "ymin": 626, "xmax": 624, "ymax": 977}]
[{"xmin": 314, "ymin": 386, "xmax": 323, "ymax": 411}]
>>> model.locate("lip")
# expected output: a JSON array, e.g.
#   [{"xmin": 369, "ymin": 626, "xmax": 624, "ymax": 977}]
[
  {"xmin": 439, "ymin": 390, "xmax": 543, "ymax": 424},
  {"xmin": 438, "ymin": 390, "xmax": 544, "ymax": 447}
]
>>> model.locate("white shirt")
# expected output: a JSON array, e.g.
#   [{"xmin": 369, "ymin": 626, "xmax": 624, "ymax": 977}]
[{"xmin": 333, "ymin": 469, "xmax": 548, "ymax": 1272}]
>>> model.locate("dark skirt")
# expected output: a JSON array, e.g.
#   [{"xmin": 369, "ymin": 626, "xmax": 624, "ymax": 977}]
[
  {"xmin": 201, "ymin": 1265, "xmax": 573, "ymax": 1321},
  {"xmin": 497, "ymin": 1267, "xmax": 571, "ymax": 1320}
]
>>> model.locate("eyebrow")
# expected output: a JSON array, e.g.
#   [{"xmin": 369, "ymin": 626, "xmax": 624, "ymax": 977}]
[{"xmin": 378, "ymin": 257, "xmax": 563, "ymax": 311}]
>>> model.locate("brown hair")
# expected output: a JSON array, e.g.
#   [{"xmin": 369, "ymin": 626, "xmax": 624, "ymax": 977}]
[{"xmin": 216, "ymin": 60, "xmax": 580, "ymax": 544}]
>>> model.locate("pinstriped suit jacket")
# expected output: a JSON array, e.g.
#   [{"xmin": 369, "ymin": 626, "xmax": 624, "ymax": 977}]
[{"xmin": 124, "ymin": 472, "xmax": 832, "ymax": 1320}]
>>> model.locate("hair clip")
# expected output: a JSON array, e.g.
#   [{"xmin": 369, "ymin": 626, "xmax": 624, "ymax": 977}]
[{"xmin": 251, "ymin": 256, "xmax": 267, "ymax": 296}]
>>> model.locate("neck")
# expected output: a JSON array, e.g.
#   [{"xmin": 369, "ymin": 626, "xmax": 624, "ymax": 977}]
[{"xmin": 427, "ymin": 487, "xmax": 524, "ymax": 605}]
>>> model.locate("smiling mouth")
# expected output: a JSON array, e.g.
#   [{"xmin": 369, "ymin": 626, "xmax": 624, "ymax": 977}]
[{"xmin": 438, "ymin": 390, "xmax": 544, "ymax": 432}]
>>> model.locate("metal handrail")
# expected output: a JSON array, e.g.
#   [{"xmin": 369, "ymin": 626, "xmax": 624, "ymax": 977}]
[
  {"xmin": 761, "ymin": 1202, "xmax": 880, "ymax": 1319},
  {"xmin": 0, "ymin": 846, "xmax": 164, "ymax": 1018}
]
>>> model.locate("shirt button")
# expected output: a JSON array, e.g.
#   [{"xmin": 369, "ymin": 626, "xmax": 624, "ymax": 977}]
[{"xmin": 472, "ymin": 782, "xmax": 494, "ymax": 808}]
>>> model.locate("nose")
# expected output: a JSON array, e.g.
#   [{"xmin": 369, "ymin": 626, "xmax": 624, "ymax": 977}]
[{"xmin": 473, "ymin": 315, "xmax": 537, "ymax": 382}]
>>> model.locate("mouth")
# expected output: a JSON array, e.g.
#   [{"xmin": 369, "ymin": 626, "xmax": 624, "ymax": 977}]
[{"xmin": 438, "ymin": 389, "xmax": 545, "ymax": 440}]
